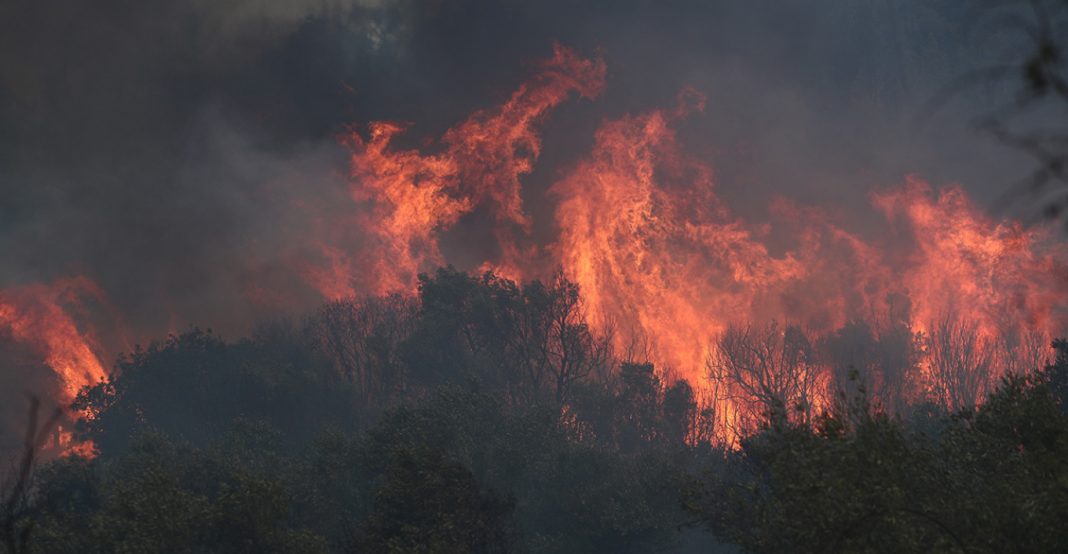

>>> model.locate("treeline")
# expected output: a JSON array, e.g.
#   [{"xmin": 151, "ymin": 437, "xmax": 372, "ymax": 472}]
[{"xmin": 2, "ymin": 268, "xmax": 1067, "ymax": 552}]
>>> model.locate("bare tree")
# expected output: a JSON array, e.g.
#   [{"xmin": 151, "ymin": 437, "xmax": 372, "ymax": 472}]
[
  {"xmin": 996, "ymin": 328, "xmax": 1052, "ymax": 376},
  {"xmin": 502, "ymin": 276, "xmax": 612, "ymax": 405},
  {"xmin": 925, "ymin": 0, "xmax": 1068, "ymax": 223},
  {"xmin": 304, "ymin": 294, "xmax": 418, "ymax": 406},
  {"xmin": 707, "ymin": 321, "xmax": 825, "ymax": 437},
  {"xmin": 926, "ymin": 315, "xmax": 998, "ymax": 412},
  {"xmin": 1, "ymin": 397, "xmax": 61, "ymax": 554}
]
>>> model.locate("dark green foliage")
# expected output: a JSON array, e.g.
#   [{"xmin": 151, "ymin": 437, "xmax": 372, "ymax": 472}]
[
  {"xmin": 663, "ymin": 380, "xmax": 699, "ymax": 446},
  {"xmin": 1, "ymin": 398, "xmax": 62, "ymax": 554},
  {"xmin": 568, "ymin": 363, "xmax": 714, "ymax": 454},
  {"xmin": 687, "ymin": 352, "xmax": 1068, "ymax": 553},
  {"xmin": 353, "ymin": 447, "xmax": 514, "ymax": 553},
  {"xmin": 10, "ymin": 269, "xmax": 1067, "ymax": 552},
  {"xmin": 31, "ymin": 432, "xmax": 327, "ymax": 553},
  {"xmin": 28, "ymin": 385, "xmax": 699, "ymax": 553},
  {"xmin": 328, "ymin": 387, "xmax": 688, "ymax": 552},
  {"xmin": 74, "ymin": 325, "xmax": 369, "ymax": 457},
  {"xmin": 17, "ymin": 271, "xmax": 714, "ymax": 552},
  {"xmin": 403, "ymin": 267, "xmax": 609, "ymax": 405},
  {"xmin": 1048, "ymin": 338, "xmax": 1068, "ymax": 409},
  {"xmin": 305, "ymin": 295, "xmax": 417, "ymax": 408}
]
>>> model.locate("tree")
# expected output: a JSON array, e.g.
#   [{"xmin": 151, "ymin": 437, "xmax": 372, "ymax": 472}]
[
  {"xmin": 687, "ymin": 358, "xmax": 1068, "ymax": 553},
  {"xmin": 504, "ymin": 276, "xmax": 611, "ymax": 405},
  {"xmin": 1047, "ymin": 338, "xmax": 1068, "ymax": 409},
  {"xmin": 1, "ymin": 398, "xmax": 61, "ymax": 554},
  {"xmin": 662, "ymin": 379, "xmax": 700, "ymax": 447},
  {"xmin": 353, "ymin": 447, "xmax": 515, "ymax": 554},
  {"xmin": 31, "ymin": 431, "xmax": 329, "ymax": 553},
  {"xmin": 871, "ymin": 318, "xmax": 923, "ymax": 418},
  {"xmin": 74, "ymin": 327, "xmax": 367, "ymax": 456},
  {"xmin": 304, "ymin": 294, "xmax": 417, "ymax": 407},
  {"xmin": 708, "ymin": 322, "xmax": 824, "ymax": 436},
  {"xmin": 926, "ymin": 315, "xmax": 997, "ymax": 412},
  {"xmin": 403, "ymin": 268, "xmax": 609, "ymax": 405},
  {"xmin": 994, "ymin": 328, "xmax": 1051, "ymax": 378},
  {"xmin": 820, "ymin": 320, "xmax": 881, "ymax": 413},
  {"xmin": 356, "ymin": 387, "xmax": 691, "ymax": 553},
  {"xmin": 615, "ymin": 363, "xmax": 662, "ymax": 450},
  {"xmin": 936, "ymin": 0, "xmax": 1068, "ymax": 224}
]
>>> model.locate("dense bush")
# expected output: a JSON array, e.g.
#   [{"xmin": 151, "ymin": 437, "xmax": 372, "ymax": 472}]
[{"xmin": 3, "ymin": 269, "xmax": 1066, "ymax": 552}]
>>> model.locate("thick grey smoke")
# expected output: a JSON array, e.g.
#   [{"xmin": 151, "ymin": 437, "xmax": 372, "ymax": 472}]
[{"xmin": 0, "ymin": 0, "xmax": 1039, "ymax": 360}]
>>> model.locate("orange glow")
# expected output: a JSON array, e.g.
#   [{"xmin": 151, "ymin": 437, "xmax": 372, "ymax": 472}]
[
  {"xmin": 306, "ymin": 43, "xmax": 607, "ymax": 298},
  {"xmin": 326, "ymin": 46, "xmax": 1068, "ymax": 437},
  {"xmin": 0, "ymin": 277, "xmax": 108, "ymax": 402},
  {"xmin": 550, "ymin": 102, "xmax": 1067, "ymax": 427},
  {"xmin": 8, "ymin": 45, "xmax": 1064, "ymax": 449},
  {"xmin": 872, "ymin": 179, "xmax": 1067, "ymax": 340},
  {"xmin": 0, "ymin": 277, "xmax": 109, "ymax": 455},
  {"xmin": 551, "ymin": 90, "xmax": 809, "ymax": 378}
]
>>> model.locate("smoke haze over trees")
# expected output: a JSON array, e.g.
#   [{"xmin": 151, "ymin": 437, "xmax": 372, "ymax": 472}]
[
  {"xmin": 4, "ymin": 0, "xmax": 1068, "ymax": 552},
  {"xmin": 0, "ymin": 269, "xmax": 1064, "ymax": 552}
]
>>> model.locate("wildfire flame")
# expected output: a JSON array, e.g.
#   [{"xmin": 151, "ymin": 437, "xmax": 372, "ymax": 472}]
[
  {"xmin": 0, "ymin": 277, "xmax": 108, "ymax": 405},
  {"xmin": 4, "ymin": 45, "xmax": 1067, "ymax": 450},
  {"xmin": 550, "ymin": 89, "xmax": 809, "ymax": 374},
  {"xmin": 306, "ymin": 43, "xmax": 607, "ymax": 298},
  {"xmin": 316, "ymin": 45, "xmax": 1068, "ymax": 431},
  {"xmin": 872, "ymin": 181, "xmax": 1068, "ymax": 339}
]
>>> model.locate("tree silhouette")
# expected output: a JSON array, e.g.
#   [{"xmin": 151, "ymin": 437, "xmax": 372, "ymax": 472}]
[{"xmin": 1, "ymin": 397, "xmax": 61, "ymax": 554}]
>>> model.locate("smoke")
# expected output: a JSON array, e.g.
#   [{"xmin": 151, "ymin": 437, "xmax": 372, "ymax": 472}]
[{"xmin": 0, "ymin": 0, "xmax": 1050, "ymax": 409}]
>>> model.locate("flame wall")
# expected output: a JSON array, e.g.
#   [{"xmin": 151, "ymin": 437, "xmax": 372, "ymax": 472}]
[
  {"xmin": 316, "ymin": 47, "xmax": 1068, "ymax": 391},
  {"xmin": 2, "ymin": 2, "xmax": 1065, "ymax": 449}
]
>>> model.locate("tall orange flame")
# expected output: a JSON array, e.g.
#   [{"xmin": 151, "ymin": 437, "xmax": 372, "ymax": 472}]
[
  {"xmin": 550, "ymin": 90, "xmax": 809, "ymax": 375},
  {"xmin": 305, "ymin": 43, "xmax": 607, "ymax": 298},
  {"xmin": 329, "ymin": 45, "xmax": 1068, "ymax": 431},
  {"xmin": 6, "ymin": 45, "xmax": 1064, "ymax": 449},
  {"xmin": 872, "ymin": 180, "xmax": 1068, "ymax": 339},
  {"xmin": 0, "ymin": 277, "xmax": 108, "ymax": 404}
]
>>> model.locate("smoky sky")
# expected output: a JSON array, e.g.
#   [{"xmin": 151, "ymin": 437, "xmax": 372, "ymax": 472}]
[{"xmin": 0, "ymin": 0, "xmax": 1043, "ymax": 350}]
